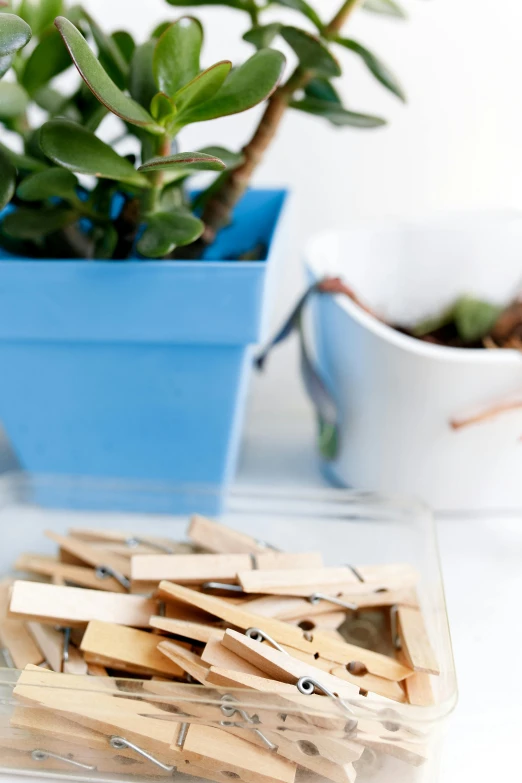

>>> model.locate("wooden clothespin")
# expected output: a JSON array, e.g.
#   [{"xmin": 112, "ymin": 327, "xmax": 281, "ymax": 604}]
[
  {"xmin": 328, "ymin": 664, "xmax": 406, "ymax": 703},
  {"xmin": 403, "ymin": 672, "xmax": 435, "ymax": 707},
  {"xmin": 80, "ymin": 620, "xmax": 188, "ymax": 678},
  {"xmin": 10, "ymin": 688, "xmax": 183, "ymax": 776},
  {"xmin": 237, "ymin": 564, "xmax": 419, "ymax": 598},
  {"xmin": 200, "ymin": 620, "xmax": 404, "ymax": 703},
  {"xmin": 68, "ymin": 527, "xmax": 182, "ymax": 555},
  {"xmin": 393, "ymin": 605, "xmax": 440, "ymax": 675},
  {"xmin": 15, "ymin": 667, "xmax": 299, "ymax": 783},
  {"xmin": 356, "ymin": 727, "xmax": 428, "ymax": 768},
  {"xmin": 157, "ymin": 640, "xmax": 211, "ymax": 684},
  {"xmin": 46, "ymin": 531, "xmax": 132, "ymax": 590},
  {"xmin": 14, "ymin": 666, "xmax": 183, "ymax": 762},
  {"xmin": 10, "ymin": 705, "xmax": 112, "ymax": 753},
  {"xmin": 221, "ymin": 629, "xmax": 361, "ymax": 701},
  {"xmin": 177, "ymin": 723, "xmax": 297, "ymax": 783},
  {"xmin": 0, "ymin": 581, "xmax": 44, "ymax": 669},
  {"xmin": 237, "ymin": 567, "xmax": 360, "ymax": 596},
  {"xmin": 242, "ymin": 588, "xmax": 417, "ymax": 626},
  {"xmin": 131, "ymin": 553, "xmax": 253, "ymax": 592},
  {"xmin": 15, "ymin": 554, "xmax": 127, "ymax": 593},
  {"xmin": 201, "ymin": 636, "xmax": 270, "ymax": 678},
  {"xmin": 188, "ymin": 514, "xmax": 277, "ymax": 555},
  {"xmin": 223, "ymin": 723, "xmax": 360, "ymax": 783},
  {"xmin": 204, "ymin": 667, "xmax": 348, "ymax": 733},
  {"xmin": 150, "ymin": 616, "xmax": 225, "ymax": 645},
  {"xmin": 354, "ymin": 563, "xmax": 420, "ymax": 589},
  {"xmin": 158, "ymin": 582, "xmax": 412, "ymax": 681},
  {"xmin": 131, "ymin": 551, "xmax": 324, "ymax": 593},
  {"xmin": 9, "ymin": 581, "xmax": 157, "ymax": 628}
]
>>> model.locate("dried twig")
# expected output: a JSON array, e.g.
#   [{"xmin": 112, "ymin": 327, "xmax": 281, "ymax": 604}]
[{"xmin": 450, "ymin": 397, "xmax": 522, "ymax": 430}]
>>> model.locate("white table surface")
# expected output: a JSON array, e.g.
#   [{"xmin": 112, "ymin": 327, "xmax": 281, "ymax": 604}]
[{"xmin": 0, "ymin": 407, "xmax": 520, "ymax": 783}]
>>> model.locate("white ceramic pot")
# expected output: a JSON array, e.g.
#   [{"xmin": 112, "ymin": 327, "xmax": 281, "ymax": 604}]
[{"xmin": 305, "ymin": 211, "xmax": 522, "ymax": 511}]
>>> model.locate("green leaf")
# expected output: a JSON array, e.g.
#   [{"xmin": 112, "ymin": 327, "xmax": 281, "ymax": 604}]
[
  {"xmin": 3, "ymin": 206, "xmax": 77, "ymax": 239},
  {"xmin": 0, "ymin": 140, "xmax": 48, "ymax": 172},
  {"xmin": 243, "ymin": 23, "xmax": 282, "ymax": 50},
  {"xmin": 305, "ymin": 77, "xmax": 341, "ymax": 103},
  {"xmin": 138, "ymin": 151, "xmax": 225, "ymax": 173},
  {"xmin": 40, "ymin": 118, "xmax": 150, "ymax": 187},
  {"xmin": 0, "ymin": 12, "xmax": 32, "ymax": 56},
  {"xmin": 150, "ymin": 91, "xmax": 175, "ymax": 123},
  {"xmin": 454, "ymin": 296, "xmax": 504, "ymax": 343},
  {"xmin": 363, "ymin": 0, "xmax": 407, "ymax": 19},
  {"xmin": 17, "ymin": 167, "xmax": 79, "ymax": 202},
  {"xmin": 159, "ymin": 147, "xmax": 242, "ymax": 186},
  {"xmin": 336, "ymin": 37, "xmax": 405, "ymax": 101},
  {"xmin": 0, "ymin": 144, "xmax": 16, "ymax": 210},
  {"xmin": 273, "ymin": 1, "xmax": 323, "ymax": 32},
  {"xmin": 81, "ymin": 10, "xmax": 129, "ymax": 90},
  {"xmin": 112, "ymin": 31, "xmax": 135, "ymax": 64},
  {"xmin": 130, "ymin": 41, "xmax": 157, "ymax": 109},
  {"xmin": 33, "ymin": 85, "xmax": 67, "ymax": 114},
  {"xmin": 22, "ymin": 28, "xmax": 73, "ymax": 95},
  {"xmin": 412, "ymin": 306, "xmax": 455, "ymax": 337},
  {"xmin": 198, "ymin": 146, "xmax": 244, "ymax": 169},
  {"xmin": 0, "ymin": 81, "xmax": 29, "ymax": 118},
  {"xmin": 290, "ymin": 97, "xmax": 386, "ymax": 127},
  {"xmin": 0, "ymin": 52, "xmax": 12, "ymax": 78},
  {"xmin": 281, "ymin": 27, "xmax": 340, "ymax": 77},
  {"xmin": 55, "ymin": 17, "xmax": 162, "ymax": 133},
  {"xmin": 172, "ymin": 60, "xmax": 232, "ymax": 114},
  {"xmin": 151, "ymin": 21, "xmax": 171, "ymax": 39},
  {"xmin": 137, "ymin": 211, "xmax": 204, "ymax": 258},
  {"xmin": 178, "ymin": 48, "xmax": 285, "ymax": 124},
  {"xmin": 18, "ymin": 0, "xmax": 63, "ymax": 35},
  {"xmin": 153, "ymin": 17, "xmax": 202, "ymax": 98},
  {"xmin": 160, "ymin": 181, "xmax": 184, "ymax": 211}
]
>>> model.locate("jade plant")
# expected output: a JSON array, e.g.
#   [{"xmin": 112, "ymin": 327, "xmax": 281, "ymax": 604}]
[{"xmin": 0, "ymin": 0, "xmax": 412, "ymax": 260}]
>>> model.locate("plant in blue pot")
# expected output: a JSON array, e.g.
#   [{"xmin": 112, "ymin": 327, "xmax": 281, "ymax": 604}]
[{"xmin": 0, "ymin": 0, "xmax": 408, "ymax": 511}]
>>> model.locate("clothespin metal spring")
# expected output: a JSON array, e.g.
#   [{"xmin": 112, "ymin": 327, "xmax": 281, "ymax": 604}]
[
  {"xmin": 245, "ymin": 628, "xmax": 288, "ymax": 655},
  {"xmin": 220, "ymin": 695, "xmax": 278, "ymax": 752},
  {"xmin": 109, "ymin": 736, "xmax": 176, "ymax": 772},
  {"xmin": 308, "ymin": 593, "xmax": 358, "ymax": 612},
  {"xmin": 297, "ymin": 676, "xmax": 357, "ymax": 722},
  {"xmin": 201, "ymin": 582, "xmax": 245, "ymax": 595},
  {"xmin": 176, "ymin": 722, "xmax": 190, "ymax": 748},
  {"xmin": 95, "ymin": 565, "xmax": 131, "ymax": 591},
  {"xmin": 31, "ymin": 750, "xmax": 96, "ymax": 771}
]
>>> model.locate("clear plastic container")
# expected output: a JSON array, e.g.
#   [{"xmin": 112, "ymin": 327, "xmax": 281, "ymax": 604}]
[{"xmin": 0, "ymin": 474, "xmax": 457, "ymax": 783}]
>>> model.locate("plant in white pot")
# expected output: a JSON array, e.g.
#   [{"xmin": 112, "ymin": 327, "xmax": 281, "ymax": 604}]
[
  {"xmin": 0, "ymin": 0, "xmax": 408, "ymax": 510},
  {"xmin": 303, "ymin": 213, "xmax": 522, "ymax": 512}
]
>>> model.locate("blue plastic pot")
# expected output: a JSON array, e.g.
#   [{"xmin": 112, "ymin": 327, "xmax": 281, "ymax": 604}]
[{"xmin": 0, "ymin": 189, "xmax": 289, "ymax": 512}]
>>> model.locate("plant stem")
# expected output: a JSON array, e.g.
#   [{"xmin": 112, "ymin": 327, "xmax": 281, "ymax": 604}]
[
  {"xmin": 142, "ymin": 134, "xmax": 171, "ymax": 216},
  {"xmin": 198, "ymin": 0, "xmax": 362, "ymax": 245},
  {"xmin": 248, "ymin": 1, "xmax": 260, "ymax": 26},
  {"xmin": 324, "ymin": 0, "xmax": 364, "ymax": 37}
]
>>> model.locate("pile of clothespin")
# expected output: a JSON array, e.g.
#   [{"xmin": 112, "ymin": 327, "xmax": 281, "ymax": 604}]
[{"xmin": 0, "ymin": 514, "xmax": 440, "ymax": 783}]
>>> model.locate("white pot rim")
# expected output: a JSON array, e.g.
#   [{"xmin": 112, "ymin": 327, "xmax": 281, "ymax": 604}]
[{"xmin": 305, "ymin": 213, "xmax": 522, "ymax": 367}]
